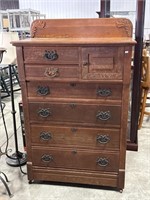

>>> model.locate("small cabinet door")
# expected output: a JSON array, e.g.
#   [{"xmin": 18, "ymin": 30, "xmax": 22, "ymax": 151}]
[{"xmin": 81, "ymin": 47, "xmax": 124, "ymax": 80}]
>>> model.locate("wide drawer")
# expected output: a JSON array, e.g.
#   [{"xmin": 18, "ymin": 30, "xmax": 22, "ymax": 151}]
[
  {"xmin": 25, "ymin": 65, "xmax": 79, "ymax": 80},
  {"xmin": 30, "ymin": 124, "xmax": 120, "ymax": 150},
  {"xmin": 32, "ymin": 147, "xmax": 119, "ymax": 172},
  {"xmin": 29, "ymin": 102, "xmax": 121, "ymax": 127},
  {"xmin": 24, "ymin": 47, "xmax": 79, "ymax": 64},
  {"xmin": 27, "ymin": 81, "xmax": 122, "ymax": 100}
]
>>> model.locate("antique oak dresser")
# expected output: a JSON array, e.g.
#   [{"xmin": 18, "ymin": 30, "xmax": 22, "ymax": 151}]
[{"xmin": 12, "ymin": 18, "xmax": 135, "ymax": 191}]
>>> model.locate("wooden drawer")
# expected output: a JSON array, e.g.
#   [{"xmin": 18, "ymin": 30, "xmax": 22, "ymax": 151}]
[
  {"xmin": 32, "ymin": 147, "xmax": 119, "ymax": 172},
  {"xmin": 24, "ymin": 47, "xmax": 79, "ymax": 64},
  {"xmin": 30, "ymin": 124, "xmax": 120, "ymax": 150},
  {"xmin": 25, "ymin": 65, "xmax": 79, "ymax": 80},
  {"xmin": 27, "ymin": 81, "xmax": 122, "ymax": 100},
  {"xmin": 29, "ymin": 102, "xmax": 121, "ymax": 127},
  {"xmin": 81, "ymin": 47, "xmax": 124, "ymax": 80}
]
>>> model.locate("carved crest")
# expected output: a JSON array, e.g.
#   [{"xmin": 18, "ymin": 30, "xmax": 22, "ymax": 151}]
[
  {"xmin": 31, "ymin": 20, "xmax": 46, "ymax": 38},
  {"xmin": 116, "ymin": 19, "xmax": 132, "ymax": 37}
]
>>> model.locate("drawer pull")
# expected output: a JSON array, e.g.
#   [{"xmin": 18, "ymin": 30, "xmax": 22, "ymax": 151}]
[
  {"xmin": 44, "ymin": 67, "xmax": 59, "ymax": 78},
  {"xmin": 37, "ymin": 86, "xmax": 50, "ymax": 96},
  {"xmin": 44, "ymin": 50, "xmax": 58, "ymax": 61},
  {"xmin": 96, "ymin": 157, "xmax": 109, "ymax": 167},
  {"xmin": 97, "ymin": 88, "xmax": 112, "ymax": 97},
  {"xmin": 96, "ymin": 111, "xmax": 111, "ymax": 121},
  {"xmin": 38, "ymin": 108, "xmax": 51, "ymax": 118},
  {"xmin": 41, "ymin": 154, "xmax": 53, "ymax": 162},
  {"xmin": 71, "ymin": 128, "xmax": 78, "ymax": 133},
  {"xmin": 69, "ymin": 103, "xmax": 77, "ymax": 109},
  {"xmin": 96, "ymin": 135, "xmax": 110, "ymax": 144},
  {"xmin": 40, "ymin": 132, "xmax": 52, "ymax": 141},
  {"xmin": 70, "ymin": 83, "xmax": 76, "ymax": 87}
]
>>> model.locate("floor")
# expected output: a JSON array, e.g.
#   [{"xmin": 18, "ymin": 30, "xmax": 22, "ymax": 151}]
[{"xmin": 0, "ymin": 90, "xmax": 150, "ymax": 200}]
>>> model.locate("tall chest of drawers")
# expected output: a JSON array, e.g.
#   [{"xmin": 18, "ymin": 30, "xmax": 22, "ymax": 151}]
[{"xmin": 12, "ymin": 18, "xmax": 135, "ymax": 191}]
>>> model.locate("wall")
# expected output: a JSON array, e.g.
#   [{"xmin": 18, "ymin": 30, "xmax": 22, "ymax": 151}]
[{"xmin": 19, "ymin": 0, "xmax": 99, "ymax": 19}]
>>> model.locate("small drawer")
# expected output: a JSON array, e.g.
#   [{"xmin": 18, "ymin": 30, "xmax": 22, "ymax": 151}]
[
  {"xmin": 32, "ymin": 147, "xmax": 119, "ymax": 172},
  {"xmin": 29, "ymin": 102, "xmax": 121, "ymax": 127},
  {"xmin": 27, "ymin": 81, "xmax": 122, "ymax": 100},
  {"xmin": 24, "ymin": 47, "xmax": 79, "ymax": 64},
  {"xmin": 25, "ymin": 65, "xmax": 79, "ymax": 80},
  {"xmin": 31, "ymin": 124, "xmax": 120, "ymax": 150}
]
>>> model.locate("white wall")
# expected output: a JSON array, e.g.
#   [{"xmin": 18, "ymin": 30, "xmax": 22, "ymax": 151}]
[
  {"xmin": 19, "ymin": 0, "xmax": 150, "ymax": 39},
  {"xmin": 19, "ymin": 0, "xmax": 100, "ymax": 19}
]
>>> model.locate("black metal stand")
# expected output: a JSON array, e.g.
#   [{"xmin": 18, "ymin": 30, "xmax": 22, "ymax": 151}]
[
  {"xmin": 6, "ymin": 65, "xmax": 27, "ymax": 167},
  {"xmin": 0, "ymin": 172, "xmax": 13, "ymax": 197}
]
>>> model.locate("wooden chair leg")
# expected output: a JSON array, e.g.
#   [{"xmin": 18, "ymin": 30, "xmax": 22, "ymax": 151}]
[{"xmin": 138, "ymin": 89, "xmax": 149, "ymax": 129}]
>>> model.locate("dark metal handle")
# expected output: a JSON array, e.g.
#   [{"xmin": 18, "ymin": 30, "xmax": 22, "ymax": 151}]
[
  {"xmin": 41, "ymin": 154, "xmax": 53, "ymax": 162},
  {"xmin": 40, "ymin": 132, "xmax": 52, "ymax": 141},
  {"xmin": 96, "ymin": 111, "xmax": 111, "ymax": 121},
  {"xmin": 71, "ymin": 128, "xmax": 78, "ymax": 133},
  {"xmin": 44, "ymin": 50, "xmax": 58, "ymax": 61},
  {"xmin": 97, "ymin": 88, "xmax": 112, "ymax": 97},
  {"xmin": 44, "ymin": 67, "xmax": 59, "ymax": 78},
  {"xmin": 38, "ymin": 108, "xmax": 51, "ymax": 118},
  {"xmin": 37, "ymin": 86, "xmax": 50, "ymax": 96},
  {"xmin": 69, "ymin": 103, "xmax": 77, "ymax": 109},
  {"xmin": 96, "ymin": 135, "xmax": 110, "ymax": 144},
  {"xmin": 70, "ymin": 83, "xmax": 76, "ymax": 87},
  {"xmin": 96, "ymin": 157, "xmax": 109, "ymax": 167}
]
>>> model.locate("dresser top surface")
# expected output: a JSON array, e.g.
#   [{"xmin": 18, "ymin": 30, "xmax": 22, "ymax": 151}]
[{"xmin": 12, "ymin": 37, "xmax": 135, "ymax": 46}]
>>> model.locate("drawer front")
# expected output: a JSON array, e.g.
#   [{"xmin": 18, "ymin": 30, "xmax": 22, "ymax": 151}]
[
  {"xmin": 29, "ymin": 102, "xmax": 121, "ymax": 126},
  {"xmin": 25, "ymin": 65, "xmax": 79, "ymax": 80},
  {"xmin": 27, "ymin": 81, "xmax": 122, "ymax": 100},
  {"xmin": 30, "ymin": 125, "xmax": 120, "ymax": 150},
  {"xmin": 24, "ymin": 47, "xmax": 79, "ymax": 64},
  {"xmin": 82, "ymin": 47, "xmax": 124, "ymax": 80},
  {"xmin": 32, "ymin": 148, "xmax": 119, "ymax": 172}
]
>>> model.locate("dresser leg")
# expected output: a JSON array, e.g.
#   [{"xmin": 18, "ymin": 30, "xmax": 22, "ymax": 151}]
[
  {"xmin": 28, "ymin": 180, "xmax": 34, "ymax": 184},
  {"xmin": 119, "ymin": 189, "xmax": 123, "ymax": 193}
]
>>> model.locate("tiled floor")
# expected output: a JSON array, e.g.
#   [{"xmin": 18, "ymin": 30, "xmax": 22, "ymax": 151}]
[{"xmin": 0, "ymin": 91, "xmax": 150, "ymax": 200}]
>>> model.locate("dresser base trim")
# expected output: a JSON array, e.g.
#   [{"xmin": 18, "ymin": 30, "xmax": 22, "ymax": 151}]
[{"xmin": 27, "ymin": 167, "xmax": 123, "ymax": 189}]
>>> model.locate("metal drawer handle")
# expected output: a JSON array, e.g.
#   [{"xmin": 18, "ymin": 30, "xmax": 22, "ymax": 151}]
[
  {"xmin": 44, "ymin": 67, "xmax": 59, "ymax": 78},
  {"xmin": 41, "ymin": 154, "xmax": 53, "ymax": 162},
  {"xmin": 97, "ymin": 88, "xmax": 112, "ymax": 97},
  {"xmin": 69, "ymin": 103, "xmax": 77, "ymax": 109},
  {"xmin": 96, "ymin": 135, "xmax": 110, "ymax": 144},
  {"xmin": 38, "ymin": 108, "xmax": 52, "ymax": 118},
  {"xmin": 40, "ymin": 132, "xmax": 52, "ymax": 141},
  {"xmin": 44, "ymin": 50, "xmax": 58, "ymax": 61},
  {"xmin": 96, "ymin": 111, "xmax": 111, "ymax": 121},
  {"xmin": 96, "ymin": 157, "xmax": 109, "ymax": 167},
  {"xmin": 37, "ymin": 86, "xmax": 50, "ymax": 96},
  {"xmin": 71, "ymin": 128, "xmax": 78, "ymax": 133}
]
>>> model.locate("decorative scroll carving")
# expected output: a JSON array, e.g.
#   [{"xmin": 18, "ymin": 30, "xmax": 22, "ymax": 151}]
[
  {"xmin": 82, "ymin": 70, "xmax": 122, "ymax": 80},
  {"xmin": 116, "ymin": 19, "xmax": 132, "ymax": 37},
  {"xmin": 31, "ymin": 20, "xmax": 46, "ymax": 38}
]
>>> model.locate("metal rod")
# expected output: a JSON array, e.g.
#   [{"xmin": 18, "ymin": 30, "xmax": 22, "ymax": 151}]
[{"xmin": 9, "ymin": 64, "xmax": 19, "ymax": 153}]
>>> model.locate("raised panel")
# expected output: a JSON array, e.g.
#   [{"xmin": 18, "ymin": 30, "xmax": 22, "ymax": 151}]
[{"xmin": 81, "ymin": 47, "xmax": 124, "ymax": 80}]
